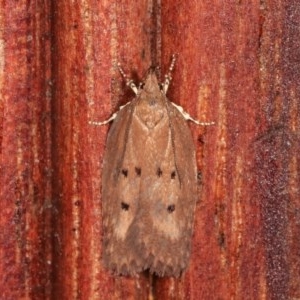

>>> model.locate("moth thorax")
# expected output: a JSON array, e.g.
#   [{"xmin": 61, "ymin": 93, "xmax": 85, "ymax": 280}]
[{"xmin": 136, "ymin": 95, "xmax": 165, "ymax": 129}]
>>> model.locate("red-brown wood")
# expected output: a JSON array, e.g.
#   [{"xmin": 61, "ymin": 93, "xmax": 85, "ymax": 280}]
[
  {"xmin": 1, "ymin": 1, "xmax": 299, "ymax": 299},
  {"xmin": 0, "ymin": 1, "xmax": 52, "ymax": 299}
]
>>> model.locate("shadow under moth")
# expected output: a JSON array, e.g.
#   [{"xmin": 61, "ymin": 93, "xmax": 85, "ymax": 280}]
[{"xmin": 91, "ymin": 55, "xmax": 214, "ymax": 277}]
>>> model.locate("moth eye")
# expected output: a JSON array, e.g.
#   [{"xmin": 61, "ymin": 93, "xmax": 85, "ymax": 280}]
[
  {"xmin": 171, "ymin": 171, "xmax": 176, "ymax": 179},
  {"xmin": 135, "ymin": 167, "xmax": 141, "ymax": 176},
  {"xmin": 121, "ymin": 202, "xmax": 130, "ymax": 211},
  {"xmin": 157, "ymin": 167, "xmax": 163, "ymax": 177},
  {"xmin": 121, "ymin": 169, "xmax": 128, "ymax": 177},
  {"xmin": 167, "ymin": 204, "xmax": 175, "ymax": 213}
]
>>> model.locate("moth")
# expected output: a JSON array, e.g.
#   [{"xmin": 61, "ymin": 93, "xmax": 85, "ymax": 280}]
[{"xmin": 91, "ymin": 55, "xmax": 213, "ymax": 277}]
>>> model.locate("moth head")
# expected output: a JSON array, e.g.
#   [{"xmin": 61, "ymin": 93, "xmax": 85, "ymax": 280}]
[{"xmin": 142, "ymin": 67, "xmax": 161, "ymax": 94}]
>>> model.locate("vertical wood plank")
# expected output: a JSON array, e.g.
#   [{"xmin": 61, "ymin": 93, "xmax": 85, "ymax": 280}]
[
  {"xmin": 51, "ymin": 1, "xmax": 156, "ymax": 299},
  {"xmin": 0, "ymin": 1, "xmax": 52, "ymax": 299}
]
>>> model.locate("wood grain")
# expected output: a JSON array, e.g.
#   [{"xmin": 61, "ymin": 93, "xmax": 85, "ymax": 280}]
[{"xmin": 1, "ymin": 0, "xmax": 299, "ymax": 299}]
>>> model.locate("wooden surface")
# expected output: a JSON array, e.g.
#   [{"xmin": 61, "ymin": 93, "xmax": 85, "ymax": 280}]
[{"xmin": 1, "ymin": 1, "xmax": 299, "ymax": 299}]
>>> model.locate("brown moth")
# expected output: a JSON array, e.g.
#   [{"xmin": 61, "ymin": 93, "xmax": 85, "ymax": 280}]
[{"xmin": 91, "ymin": 55, "xmax": 213, "ymax": 277}]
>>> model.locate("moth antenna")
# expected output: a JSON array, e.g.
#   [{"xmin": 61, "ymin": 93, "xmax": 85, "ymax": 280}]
[
  {"xmin": 171, "ymin": 102, "xmax": 215, "ymax": 126},
  {"xmin": 117, "ymin": 62, "xmax": 138, "ymax": 95},
  {"xmin": 89, "ymin": 102, "xmax": 131, "ymax": 126},
  {"xmin": 163, "ymin": 54, "xmax": 177, "ymax": 94}
]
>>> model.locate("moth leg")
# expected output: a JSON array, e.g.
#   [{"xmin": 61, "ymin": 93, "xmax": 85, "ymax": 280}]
[
  {"xmin": 117, "ymin": 63, "xmax": 138, "ymax": 95},
  {"xmin": 162, "ymin": 54, "xmax": 177, "ymax": 94},
  {"xmin": 171, "ymin": 102, "xmax": 215, "ymax": 126},
  {"xmin": 89, "ymin": 102, "xmax": 130, "ymax": 126}
]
